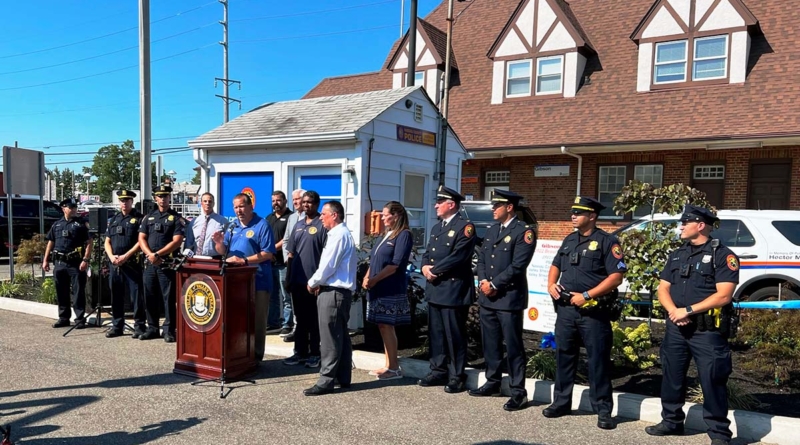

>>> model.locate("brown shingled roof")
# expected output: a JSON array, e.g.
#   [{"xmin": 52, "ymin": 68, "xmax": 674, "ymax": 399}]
[
  {"xmin": 305, "ymin": 0, "xmax": 800, "ymax": 151},
  {"xmin": 303, "ymin": 71, "xmax": 391, "ymax": 100}
]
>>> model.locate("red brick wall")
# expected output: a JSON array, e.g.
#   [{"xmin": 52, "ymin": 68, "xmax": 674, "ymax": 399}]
[{"xmin": 461, "ymin": 146, "xmax": 800, "ymax": 240}]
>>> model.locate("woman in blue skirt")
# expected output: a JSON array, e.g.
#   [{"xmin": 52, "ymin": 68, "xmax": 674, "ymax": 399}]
[{"xmin": 362, "ymin": 201, "xmax": 414, "ymax": 380}]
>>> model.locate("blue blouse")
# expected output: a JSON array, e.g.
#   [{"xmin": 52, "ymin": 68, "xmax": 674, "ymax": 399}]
[{"xmin": 367, "ymin": 230, "xmax": 413, "ymax": 299}]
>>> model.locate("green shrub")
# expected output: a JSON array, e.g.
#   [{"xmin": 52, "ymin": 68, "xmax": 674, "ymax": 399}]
[
  {"xmin": 688, "ymin": 381, "xmax": 760, "ymax": 411},
  {"xmin": 740, "ymin": 342, "xmax": 800, "ymax": 387},
  {"xmin": 735, "ymin": 310, "xmax": 800, "ymax": 351},
  {"xmin": 13, "ymin": 271, "xmax": 36, "ymax": 285},
  {"xmin": 526, "ymin": 350, "xmax": 557, "ymax": 380},
  {"xmin": 0, "ymin": 280, "xmax": 22, "ymax": 298},
  {"xmin": 611, "ymin": 322, "xmax": 657, "ymax": 370},
  {"xmin": 38, "ymin": 278, "xmax": 57, "ymax": 305}
]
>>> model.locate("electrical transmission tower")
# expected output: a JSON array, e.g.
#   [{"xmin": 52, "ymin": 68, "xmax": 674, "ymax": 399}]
[{"xmin": 216, "ymin": 0, "xmax": 240, "ymax": 123}]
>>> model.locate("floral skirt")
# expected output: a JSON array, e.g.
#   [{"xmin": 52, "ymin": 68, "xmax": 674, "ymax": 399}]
[{"xmin": 366, "ymin": 293, "xmax": 411, "ymax": 326}]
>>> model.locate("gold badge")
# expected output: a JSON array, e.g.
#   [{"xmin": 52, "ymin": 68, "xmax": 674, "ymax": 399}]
[
  {"xmin": 309, "ymin": 227, "xmax": 318, "ymax": 235},
  {"xmin": 246, "ymin": 229, "xmax": 255, "ymax": 238},
  {"xmin": 504, "ymin": 235, "xmax": 511, "ymax": 243},
  {"xmin": 168, "ymin": 215, "xmax": 174, "ymax": 221},
  {"xmin": 130, "ymin": 218, "xmax": 136, "ymax": 224},
  {"xmin": 574, "ymin": 197, "xmax": 581, "ymax": 204},
  {"xmin": 448, "ymin": 230, "xmax": 455, "ymax": 237},
  {"xmin": 588, "ymin": 240, "xmax": 599, "ymax": 251}
]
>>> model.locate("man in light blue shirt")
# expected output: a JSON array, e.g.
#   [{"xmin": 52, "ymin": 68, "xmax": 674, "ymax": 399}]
[
  {"xmin": 303, "ymin": 200, "xmax": 357, "ymax": 396},
  {"xmin": 184, "ymin": 193, "xmax": 227, "ymax": 256},
  {"xmin": 212, "ymin": 193, "xmax": 275, "ymax": 361}
]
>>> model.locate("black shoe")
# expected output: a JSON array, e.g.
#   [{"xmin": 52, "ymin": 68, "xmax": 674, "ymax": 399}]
[
  {"xmin": 52, "ymin": 319, "xmax": 70, "ymax": 328},
  {"xmin": 597, "ymin": 413, "xmax": 616, "ymax": 430},
  {"xmin": 74, "ymin": 321, "xmax": 86, "ymax": 330},
  {"xmin": 105, "ymin": 330, "xmax": 124, "ymax": 338},
  {"xmin": 335, "ymin": 381, "xmax": 351, "ymax": 389},
  {"xmin": 131, "ymin": 329, "xmax": 145, "ymax": 339},
  {"xmin": 139, "ymin": 330, "xmax": 160, "ymax": 340},
  {"xmin": 163, "ymin": 333, "xmax": 176, "ymax": 343},
  {"xmin": 279, "ymin": 328, "xmax": 293, "ymax": 337},
  {"xmin": 542, "ymin": 405, "xmax": 572, "ymax": 418},
  {"xmin": 444, "ymin": 379, "xmax": 466, "ymax": 394},
  {"xmin": 303, "ymin": 385, "xmax": 334, "ymax": 396},
  {"xmin": 503, "ymin": 395, "xmax": 529, "ymax": 411},
  {"xmin": 469, "ymin": 383, "xmax": 502, "ymax": 397},
  {"xmin": 710, "ymin": 439, "xmax": 730, "ymax": 445},
  {"xmin": 282, "ymin": 332, "xmax": 295, "ymax": 342},
  {"xmin": 417, "ymin": 374, "xmax": 448, "ymax": 387},
  {"xmin": 644, "ymin": 422, "xmax": 684, "ymax": 437}
]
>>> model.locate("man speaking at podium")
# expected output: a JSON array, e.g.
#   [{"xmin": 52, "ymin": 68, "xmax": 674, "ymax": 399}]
[{"xmin": 212, "ymin": 193, "xmax": 275, "ymax": 361}]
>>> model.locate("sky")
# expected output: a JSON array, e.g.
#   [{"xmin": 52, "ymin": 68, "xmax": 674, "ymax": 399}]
[{"xmin": 0, "ymin": 0, "xmax": 440, "ymax": 184}]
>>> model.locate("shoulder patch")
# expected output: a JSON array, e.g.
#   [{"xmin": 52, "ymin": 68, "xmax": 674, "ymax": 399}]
[
  {"xmin": 726, "ymin": 254, "xmax": 739, "ymax": 271},
  {"xmin": 464, "ymin": 224, "xmax": 474, "ymax": 238},
  {"xmin": 612, "ymin": 244, "xmax": 623, "ymax": 259},
  {"xmin": 524, "ymin": 230, "xmax": 534, "ymax": 244}
]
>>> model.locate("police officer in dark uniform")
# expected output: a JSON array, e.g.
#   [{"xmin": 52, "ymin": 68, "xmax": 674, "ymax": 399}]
[
  {"xmin": 645, "ymin": 205, "xmax": 738, "ymax": 445},
  {"xmin": 103, "ymin": 190, "xmax": 145, "ymax": 338},
  {"xmin": 418, "ymin": 185, "xmax": 477, "ymax": 393},
  {"xmin": 545, "ymin": 196, "xmax": 626, "ymax": 430},
  {"xmin": 137, "ymin": 185, "xmax": 186, "ymax": 342},
  {"xmin": 470, "ymin": 189, "xmax": 536, "ymax": 411},
  {"xmin": 43, "ymin": 197, "xmax": 93, "ymax": 329}
]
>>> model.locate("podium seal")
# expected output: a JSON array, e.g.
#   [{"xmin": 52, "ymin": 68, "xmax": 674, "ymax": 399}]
[{"xmin": 182, "ymin": 274, "xmax": 222, "ymax": 332}]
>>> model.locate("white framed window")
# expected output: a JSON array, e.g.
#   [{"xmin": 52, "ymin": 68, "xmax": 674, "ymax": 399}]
[
  {"xmin": 598, "ymin": 166, "xmax": 627, "ymax": 219},
  {"xmin": 403, "ymin": 173, "xmax": 427, "ymax": 248},
  {"xmin": 693, "ymin": 35, "xmax": 728, "ymax": 80},
  {"xmin": 485, "ymin": 171, "xmax": 510, "ymax": 184},
  {"xmin": 414, "ymin": 70, "xmax": 425, "ymax": 86},
  {"xmin": 506, "ymin": 60, "xmax": 531, "ymax": 97},
  {"xmin": 654, "ymin": 40, "xmax": 687, "ymax": 84},
  {"xmin": 633, "ymin": 165, "xmax": 664, "ymax": 217},
  {"xmin": 694, "ymin": 165, "xmax": 725, "ymax": 179},
  {"xmin": 536, "ymin": 56, "xmax": 563, "ymax": 95}
]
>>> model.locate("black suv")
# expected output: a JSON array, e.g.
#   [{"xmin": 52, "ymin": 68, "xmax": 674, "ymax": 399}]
[
  {"xmin": 0, "ymin": 198, "xmax": 63, "ymax": 250},
  {"xmin": 458, "ymin": 201, "xmax": 539, "ymax": 271}
]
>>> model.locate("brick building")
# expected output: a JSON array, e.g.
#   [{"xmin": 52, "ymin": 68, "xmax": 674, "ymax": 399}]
[{"xmin": 304, "ymin": 0, "xmax": 800, "ymax": 239}]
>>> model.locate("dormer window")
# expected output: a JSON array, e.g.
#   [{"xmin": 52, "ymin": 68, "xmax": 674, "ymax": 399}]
[
  {"xmin": 632, "ymin": 0, "xmax": 759, "ymax": 92},
  {"xmin": 537, "ymin": 56, "xmax": 563, "ymax": 94},
  {"xmin": 506, "ymin": 60, "xmax": 532, "ymax": 97}
]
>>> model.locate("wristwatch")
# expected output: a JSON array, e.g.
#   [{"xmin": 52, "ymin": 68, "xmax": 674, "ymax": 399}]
[
  {"xmin": 243, "ymin": 257, "xmax": 249, "ymax": 266},
  {"xmin": 686, "ymin": 305, "xmax": 694, "ymax": 314},
  {"xmin": 81, "ymin": 258, "xmax": 89, "ymax": 264},
  {"xmin": 582, "ymin": 291, "xmax": 591, "ymax": 300}
]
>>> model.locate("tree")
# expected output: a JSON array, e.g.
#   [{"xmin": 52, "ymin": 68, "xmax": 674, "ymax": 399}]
[
  {"xmin": 88, "ymin": 140, "xmax": 141, "ymax": 202},
  {"xmin": 613, "ymin": 181, "xmax": 714, "ymax": 301},
  {"xmin": 191, "ymin": 168, "xmax": 201, "ymax": 185},
  {"xmin": 48, "ymin": 167, "xmax": 78, "ymax": 200}
]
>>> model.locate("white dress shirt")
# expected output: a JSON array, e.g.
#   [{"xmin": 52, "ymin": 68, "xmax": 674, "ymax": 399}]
[{"xmin": 308, "ymin": 222, "xmax": 357, "ymax": 291}]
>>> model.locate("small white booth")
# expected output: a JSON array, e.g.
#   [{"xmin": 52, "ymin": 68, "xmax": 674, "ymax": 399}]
[{"xmin": 189, "ymin": 86, "xmax": 467, "ymax": 328}]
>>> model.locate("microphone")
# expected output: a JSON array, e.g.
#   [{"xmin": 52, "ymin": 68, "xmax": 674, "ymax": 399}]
[{"xmin": 171, "ymin": 248, "xmax": 195, "ymax": 270}]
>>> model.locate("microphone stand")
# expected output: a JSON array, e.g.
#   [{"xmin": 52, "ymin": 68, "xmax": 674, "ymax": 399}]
[{"xmin": 220, "ymin": 223, "xmax": 235, "ymax": 277}]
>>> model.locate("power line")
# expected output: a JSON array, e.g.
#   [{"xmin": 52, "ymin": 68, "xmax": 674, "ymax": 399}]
[
  {"xmin": 0, "ymin": 22, "xmax": 217, "ymax": 76},
  {"xmin": 232, "ymin": 0, "xmax": 398, "ymax": 22},
  {"xmin": 0, "ymin": 0, "xmax": 217, "ymax": 60},
  {"xmin": 0, "ymin": 8, "xmax": 134, "ymax": 45},
  {"xmin": 233, "ymin": 24, "xmax": 398, "ymax": 43},
  {"xmin": 35, "ymin": 137, "xmax": 197, "ymax": 150},
  {"xmin": 0, "ymin": 43, "xmax": 216, "ymax": 92}
]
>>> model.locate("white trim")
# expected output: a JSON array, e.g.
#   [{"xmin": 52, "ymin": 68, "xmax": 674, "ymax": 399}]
[
  {"xmin": 653, "ymin": 40, "xmax": 688, "ymax": 84},
  {"xmin": 535, "ymin": 55, "xmax": 564, "ymax": 95},
  {"xmin": 282, "ymin": 158, "xmax": 349, "ymax": 205},
  {"xmin": 189, "ymin": 131, "xmax": 358, "ymax": 149},
  {"xmin": 505, "ymin": 59, "xmax": 532, "ymax": 98},
  {"xmin": 692, "ymin": 34, "xmax": 728, "ymax": 81}
]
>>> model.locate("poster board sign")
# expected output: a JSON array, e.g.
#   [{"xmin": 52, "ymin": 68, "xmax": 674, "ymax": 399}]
[{"xmin": 523, "ymin": 239, "xmax": 563, "ymax": 333}]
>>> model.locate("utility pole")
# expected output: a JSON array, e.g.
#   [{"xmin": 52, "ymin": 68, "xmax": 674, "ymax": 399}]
[
  {"xmin": 441, "ymin": 0, "xmax": 455, "ymax": 118},
  {"xmin": 139, "ymin": 0, "xmax": 152, "ymax": 199},
  {"xmin": 216, "ymin": 0, "xmax": 240, "ymax": 123},
  {"xmin": 406, "ymin": 0, "xmax": 418, "ymax": 87},
  {"xmin": 400, "ymin": 0, "xmax": 405, "ymax": 38}
]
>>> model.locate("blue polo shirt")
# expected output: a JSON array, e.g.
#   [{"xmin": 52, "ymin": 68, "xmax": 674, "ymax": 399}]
[{"xmin": 224, "ymin": 214, "xmax": 275, "ymax": 292}]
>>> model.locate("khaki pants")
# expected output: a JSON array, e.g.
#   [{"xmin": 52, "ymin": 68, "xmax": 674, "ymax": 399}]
[{"xmin": 255, "ymin": 290, "xmax": 270, "ymax": 361}]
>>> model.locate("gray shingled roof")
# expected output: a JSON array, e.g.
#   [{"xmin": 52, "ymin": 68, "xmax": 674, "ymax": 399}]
[{"xmin": 192, "ymin": 86, "xmax": 421, "ymax": 143}]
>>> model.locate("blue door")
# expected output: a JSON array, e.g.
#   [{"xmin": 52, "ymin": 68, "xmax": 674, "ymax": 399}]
[
  {"xmin": 300, "ymin": 174, "xmax": 341, "ymax": 209},
  {"xmin": 219, "ymin": 172, "xmax": 274, "ymax": 220}
]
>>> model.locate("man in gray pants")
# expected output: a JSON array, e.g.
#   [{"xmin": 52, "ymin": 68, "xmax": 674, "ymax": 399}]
[
  {"xmin": 280, "ymin": 188, "xmax": 305, "ymax": 342},
  {"xmin": 303, "ymin": 200, "xmax": 358, "ymax": 396}
]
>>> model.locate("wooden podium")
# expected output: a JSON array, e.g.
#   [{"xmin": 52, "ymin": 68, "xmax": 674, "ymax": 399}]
[{"xmin": 173, "ymin": 257, "xmax": 258, "ymax": 381}]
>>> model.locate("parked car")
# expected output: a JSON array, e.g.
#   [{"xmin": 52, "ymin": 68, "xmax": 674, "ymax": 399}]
[
  {"xmin": 0, "ymin": 197, "xmax": 63, "ymax": 250},
  {"xmin": 459, "ymin": 201, "xmax": 539, "ymax": 272},
  {"xmin": 613, "ymin": 210, "xmax": 800, "ymax": 301}
]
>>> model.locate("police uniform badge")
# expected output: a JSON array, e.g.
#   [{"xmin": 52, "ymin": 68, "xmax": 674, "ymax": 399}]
[
  {"xmin": 448, "ymin": 230, "xmax": 455, "ymax": 237},
  {"xmin": 309, "ymin": 227, "xmax": 318, "ymax": 235},
  {"xmin": 726, "ymin": 254, "xmax": 739, "ymax": 271},
  {"xmin": 574, "ymin": 197, "xmax": 581, "ymax": 204},
  {"xmin": 130, "ymin": 218, "xmax": 137, "ymax": 224},
  {"xmin": 246, "ymin": 230, "xmax": 255, "ymax": 238},
  {"xmin": 588, "ymin": 240, "xmax": 599, "ymax": 251},
  {"xmin": 504, "ymin": 235, "xmax": 511, "ymax": 243},
  {"xmin": 168, "ymin": 215, "xmax": 175, "ymax": 221},
  {"xmin": 524, "ymin": 230, "xmax": 534, "ymax": 244}
]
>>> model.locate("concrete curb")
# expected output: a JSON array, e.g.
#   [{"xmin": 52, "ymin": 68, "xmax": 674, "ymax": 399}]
[
  {"xmin": 0, "ymin": 296, "xmax": 59, "ymax": 319},
  {"xmin": 265, "ymin": 335, "xmax": 795, "ymax": 445}
]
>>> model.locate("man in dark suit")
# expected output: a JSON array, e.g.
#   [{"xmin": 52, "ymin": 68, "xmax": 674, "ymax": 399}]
[
  {"xmin": 470, "ymin": 189, "xmax": 536, "ymax": 411},
  {"xmin": 419, "ymin": 185, "xmax": 477, "ymax": 393}
]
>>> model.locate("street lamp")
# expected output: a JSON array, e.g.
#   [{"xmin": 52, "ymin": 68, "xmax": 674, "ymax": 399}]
[
  {"xmin": 59, "ymin": 182, "xmax": 64, "ymax": 201},
  {"xmin": 83, "ymin": 172, "xmax": 92, "ymax": 197}
]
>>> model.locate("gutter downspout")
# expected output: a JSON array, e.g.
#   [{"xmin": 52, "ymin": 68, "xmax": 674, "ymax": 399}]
[
  {"xmin": 561, "ymin": 146, "xmax": 582, "ymax": 196},
  {"xmin": 193, "ymin": 148, "xmax": 210, "ymax": 193}
]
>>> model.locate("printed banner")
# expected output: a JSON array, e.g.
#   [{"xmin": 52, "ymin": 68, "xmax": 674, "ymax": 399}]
[{"xmin": 523, "ymin": 239, "xmax": 562, "ymax": 333}]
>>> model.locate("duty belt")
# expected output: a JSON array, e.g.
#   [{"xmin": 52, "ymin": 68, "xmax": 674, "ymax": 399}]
[{"xmin": 52, "ymin": 250, "xmax": 81, "ymax": 262}]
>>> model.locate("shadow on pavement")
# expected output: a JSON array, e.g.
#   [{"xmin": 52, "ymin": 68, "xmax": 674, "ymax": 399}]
[
  {"xmin": 0, "ymin": 395, "xmax": 100, "ymax": 440},
  {"xmin": 0, "ymin": 373, "xmax": 187, "ymax": 399},
  {"xmin": 19, "ymin": 417, "xmax": 206, "ymax": 445}
]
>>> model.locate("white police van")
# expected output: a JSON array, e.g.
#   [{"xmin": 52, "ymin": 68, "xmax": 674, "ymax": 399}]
[{"xmin": 614, "ymin": 210, "xmax": 800, "ymax": 301}]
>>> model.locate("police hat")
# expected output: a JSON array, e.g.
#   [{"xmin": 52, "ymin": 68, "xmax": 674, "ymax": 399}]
[
  {"xmin": 153, "ymin": 185, "xmax": 172, "ymax": 196},
  {"xmin": 571, "ymin": 196, "xmax": 606, "ymax": 214},
  {"xmin": 491, "ymin": 189, "xmax": 523, "ymax": 207},
  {"xmin": 59, "ymin": 197, "xmax": 78, "ymax": 208},
  {"xmin": 436, "ymin": 185, "xmax": 465, "ymax": 203},
  {"xmin": 680, "ymin": 205, "xmax": 718, "ymax": 224},
  {"xmin": 116, "ymin": 189, "xmax": 136, "ymax": 200}
]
